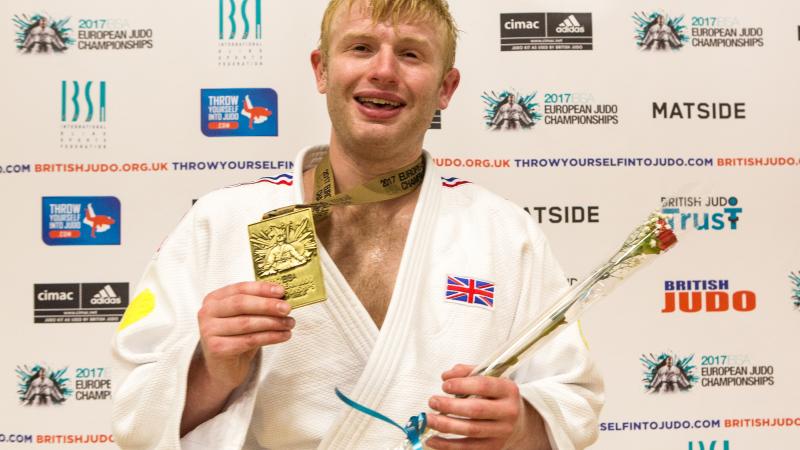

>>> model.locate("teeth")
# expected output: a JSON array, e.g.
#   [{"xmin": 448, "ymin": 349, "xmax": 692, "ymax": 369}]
[{"xmin": 357, "ymin": 97, "xmax": 401, "ymax": 107}]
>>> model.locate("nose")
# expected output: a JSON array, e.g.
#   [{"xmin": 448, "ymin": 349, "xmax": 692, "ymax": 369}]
[{"xmin": 368, "ymin": 46, "xmax": 399, "ymax": 86}]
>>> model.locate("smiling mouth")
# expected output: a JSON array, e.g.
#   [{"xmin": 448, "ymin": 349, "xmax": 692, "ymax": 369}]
[{"xmin": 356, "ymin": 96, "xmax": 404, "ymax": 110}]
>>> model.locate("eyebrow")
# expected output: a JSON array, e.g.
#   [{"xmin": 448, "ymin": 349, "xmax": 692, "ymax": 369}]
[{"xmin": 338, "ymin": 32, "xmax": 434, "ymax": 51}]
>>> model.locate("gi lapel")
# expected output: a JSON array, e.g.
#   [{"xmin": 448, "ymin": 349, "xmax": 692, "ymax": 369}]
[{"xmin": 317, "ymin": 150, "xmax": 442, "ymax": 449}]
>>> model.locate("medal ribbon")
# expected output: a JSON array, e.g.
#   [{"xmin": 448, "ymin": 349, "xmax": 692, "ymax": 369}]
[
  {"xmin": 335, "ymin": 388, "xmax": 427, "ymax": 450},
  {"xmin": 263, "ymin": 153, "xmax": 425, "ymax": 220}
]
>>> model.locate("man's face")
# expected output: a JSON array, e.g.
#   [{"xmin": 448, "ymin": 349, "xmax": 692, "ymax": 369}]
[{"xmin": 312, "ymin": 3, "xmax": 459, "ymax": 156}]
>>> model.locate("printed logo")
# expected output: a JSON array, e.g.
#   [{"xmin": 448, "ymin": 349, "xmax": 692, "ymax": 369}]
[
  {"xmin": 34, "ymin": 283, "xmax": 129, "ymax": 323},
  {"xmin": 660, "ymin": 195, "xmax": 742, "ymax": 231},
  {"xmin": 445, "ymin": 276, "xmax": 495, "ymax": 310},
  {"xmin": 790, "ymin": 272, "xmax": 800, "ymax": 308},
  {"xmin": 441, "ymin": 176, "xmax": 471, "ymax": 188},
  {"xmin": 500, "ymin": 12, "xmax": 592, "ymax": 51},
  {"xmin": 14, "ymin": 14, "xmax": 154, "ymax": 53},
  {"xmin": 662, "ymin": 279, "xmax": 756, "ymax": 313},
  {"xmin": 42, "ymin": 196, "xmax": 121, "ymax": 245},
  {"xmin": 13, "ymin": 14, "xmax": 73, "ymax": 53},
  {"xmin": 483, "ymin": 90, "xmax": 540, "ymax": 130},
  {"xmin": 217, "ymin": 0, "xmax": 263, "ymax": 66},
  {"xmin": 16, "ymin": 364, "xmax": 71, "ymax": 405},
  {"xmin": 698, "ymin": 354, "xmax": 774, "ymax": 388},
  {"xmin": 652, "ymin": 102, "xmax": 746, "ymax": 120},
  {"xmin": 634, "ymin": 12, "xmax": 687, "ymax": 50},
  {"xmin": 635, "ymin": 11, "xmax": 764, "ymax": 50},
  {"xmin": 201, "ymin": 88, "xmax": 278, "ymax": 137},
  {"xmin": 429, "ymin": 110, "xmax": 442, "ymax": 129},
  {"xmin": 523, "ymin": 206, "xmax": 599, "ymax": 224},
  {"xmin": 544, "ymin": 93, "xmax": 619, "ymax": 125},
  {"xmin": 689, "ymin": 441, "xmax": 730, "ymax": 450},
  {"xmin": 641, "ymin": 353, "xmax": 697, "ymax": 393},
  {"xmin": 60, "ymin": 80, "xmax": 108, "ymax": 149}
]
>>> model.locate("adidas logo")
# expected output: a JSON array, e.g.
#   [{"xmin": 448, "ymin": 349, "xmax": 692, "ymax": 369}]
[
  {"xmin": 90, "ymin": 284, "xmax": 122, "ymax": 305},
  {"xmin": 556, "ymin": 15, "xmax": 585, "ymax": 33}
]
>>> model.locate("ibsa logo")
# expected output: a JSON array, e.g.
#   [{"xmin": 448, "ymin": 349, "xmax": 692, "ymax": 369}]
[
  {"xmin": 523, "ymin": 206, "xmax": 599, "ymax": 224},
  {"xmin": 482, "ymin": 90, "xmax": 540, "ymax": 130},
  {"xmin": 641, "ymin": 352, "xmax": 697, "ymax": 393},
  {"xmin": 633, "ymin": 11, "xmax": 688, "ymax": 51},
  {"xmin": 790, "ymin": 271, "xmax": 800, "ymax": 308},
  {"xmin": 41, "ymin": 196, "xmax": 120, "ymax": 245},
  {"xmin": 662, "ymin": 279, "xmax": 756, "ymax": 313},
  {"xmin": 218, "ymin": 0, "xmax": 262, "ymax": 40},
  {"xmin": 61, "ymin": 80, "xmax": 107, "ymax": 123},
  {"xmin": 689, "ymin": 440, "xmax": 730, "ymax": 450},
  {"xmin": 13, "ymin": 14, "xmax": 73, "ymax": 53},
  {"xmin": 661, "ymin": 195, "xmax": 742, "ymax": 231},
  {"xmin": 201, "ymin": 88, "xmax": 278, "ymax": 137},
  {"xmin": 16, "ymin": 364, "xmax": 71, "ymax": 406}
]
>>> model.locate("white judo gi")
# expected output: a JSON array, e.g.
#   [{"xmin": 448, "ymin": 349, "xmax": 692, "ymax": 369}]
[{"xmin": 111, "ymin": 146, "xmax": 604, "ymax": 450}]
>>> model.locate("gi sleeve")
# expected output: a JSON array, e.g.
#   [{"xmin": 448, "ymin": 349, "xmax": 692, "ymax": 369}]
[
  {"xmin": 510, "ymin": 220, "xmax": 605, "ymax": 450},
  {"xmin": 110, "ymin": 202, "xmax": 260, "ymax": 449}
]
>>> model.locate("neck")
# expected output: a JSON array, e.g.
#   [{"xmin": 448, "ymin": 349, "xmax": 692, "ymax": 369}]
[{"xmin": 325, "ymin": 133, "xmax": 423, "ymax": 194}]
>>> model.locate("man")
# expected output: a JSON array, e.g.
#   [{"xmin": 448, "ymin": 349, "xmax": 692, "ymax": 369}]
[
  {"xmin": 649, "ymin": 356, "xmax": 690, "ymax": 393},
  {"xmin": 111, "ymin": 1, "xmax": 603, "ymax": 448},
  {"xmin": 641, "ymin": 15, "xmax": 682, "ymax": 51},
  {"xmin": 20, "ymin": 17, "xmax": 67, "ymax": 53},
  {"xmin": 491, "ymin": 94, "xmax": 533, "ymax": 130},
  {"xmin": 23, "ymin": 369, "xmax": 65, "ymax": 405}
]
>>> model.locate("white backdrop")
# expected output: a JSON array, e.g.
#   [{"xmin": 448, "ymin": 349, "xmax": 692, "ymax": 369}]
[{"xmin": 2, "ymin": 0, "xmax": 799, "ymax": 448}]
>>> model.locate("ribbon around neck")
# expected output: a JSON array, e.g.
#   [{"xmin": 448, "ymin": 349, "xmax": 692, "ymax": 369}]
[{"xmin": 335, "ymin": 388, "xmax": 427, "ymax": 450}]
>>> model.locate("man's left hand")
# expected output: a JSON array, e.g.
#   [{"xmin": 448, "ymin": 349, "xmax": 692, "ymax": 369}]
[{"xmin": 426, "ymin": 364, "xmax": 538, "ymax": 450}]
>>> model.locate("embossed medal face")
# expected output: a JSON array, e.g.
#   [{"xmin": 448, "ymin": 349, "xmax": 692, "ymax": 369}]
[{"xmin": 248, "ymin": 208, "xmax": 326, "ymax": 308}]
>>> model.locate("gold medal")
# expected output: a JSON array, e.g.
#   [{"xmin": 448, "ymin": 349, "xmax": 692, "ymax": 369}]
[
  {"xmin": 248, "ymin": 208, "xmax": 326, "ymax": 308},
  {"xmin": 249, "ymin": 152, "xmax": 426, "ymax": 308}
]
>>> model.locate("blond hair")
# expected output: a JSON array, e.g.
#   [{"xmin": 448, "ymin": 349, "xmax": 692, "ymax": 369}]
[{"xmin": 318, "ymin": 0, "xmax": 458, "ymax": 70}]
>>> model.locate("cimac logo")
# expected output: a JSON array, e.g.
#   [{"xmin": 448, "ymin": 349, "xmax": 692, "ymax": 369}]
[
  {"xmin": 641, "ymin": 352, "xmax": 697, "ymax": 393},
  {"xmin": 16, "ymin": 364, "xmax": 71, "ymax": 406},
  {"xmin": 482, "ymin": 90, "xmax": 540, "ymax": 130},
  {"xmin": 42, "ymin": 196, "xmax": 120, "ymax": 245},
  {"xmin": 13, "ymin": 14, "xmax": 73, "ymax": 53},
  {"xmin": 633, "ymin": 11, "xmax": 688, "ymax": 51},
  {"xmin": 662, "ymin": 279, "xmax": 756, "ymax": 313},
  {"xmin": 201, "ymin": 88, "xmax": 278, "ymax": 137}
]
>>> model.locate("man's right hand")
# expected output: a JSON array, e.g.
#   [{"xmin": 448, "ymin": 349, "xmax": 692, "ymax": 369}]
[
  {"xmin": 197, "ymin": 281, "xmax": 295, "ymax": 390},
  {"xmin": 181, "ymin": 281, "xmax": 294, "ymax": 436}
]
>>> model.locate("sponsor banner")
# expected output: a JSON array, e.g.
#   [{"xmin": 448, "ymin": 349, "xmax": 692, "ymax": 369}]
[
  {"xmin": 34, "ymin": 283, "xmax": 129, "ymax": 323},
  {"xmin": 523, "ymin": 206, "xmax": 600, "ymax": 224},
  {"xmin": 634, "ymin": 12, "xmax": 764, "ymax": 51},
  {"xmin": 660, "ymin": 195, "xmax": 742, "ymax": 231},
  {"xmin": 201, "ymin": 88, "xmax": 278, "ymax": 137},
  {"xmin": 16, "ymin": 364, "xmax": 112, "ymax": 405},
  {"xmin": 641, "ymin": 352, "xmax": 775, "ymax": 392},
  {"xmin": 217, "ymin": 0, "xmax": 263, "ymax": 66},
  {"xmin": 662, "ymin": 279, "xmax": 756, "ymax": 314},
  {"xmin": 60, "ymin": 80, "xmax": 108, "ymax": 150},
  {"xmin": 14, "ymin": 14, "xmax": 154, "ymax": 53},
  {"xmin": 601, "ymin": 417, "xmax": 800, "ymax": 432},
  {"xmin": 41, "ymin": 196, "xmax": 121, "ymax": 245},
  {"xmin": 500, "ymin": 13, "xmax": 593, "ymax": 51}
]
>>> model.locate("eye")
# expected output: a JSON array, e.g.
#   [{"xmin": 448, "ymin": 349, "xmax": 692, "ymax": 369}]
[
  {"xmin": 401, "ymin": 51, "xmax": 420, "ymax": 59},
  {"xmin": 350, "ymin": 44, "xmax": 370, "ymax": 52}
]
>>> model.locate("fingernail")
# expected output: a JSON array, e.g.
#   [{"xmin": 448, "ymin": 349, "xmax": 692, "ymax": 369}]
[
  {"xmin": 442, "ymin": 382, "xmax": 451, "ymax": 392},
  {"xmin": 287, "ymin": 317, "xmax": 296, "ymax": 328},
  {"xmin": 271, "ymin": 285, "xmax": 285, "ymax": 297},
  {"xmin": 429, "ymin": 397, "xmax": 439, "ymax": 409},
  {"xmin": 278, "ymin": 302, "xmax": 290, "ymax": 314}
]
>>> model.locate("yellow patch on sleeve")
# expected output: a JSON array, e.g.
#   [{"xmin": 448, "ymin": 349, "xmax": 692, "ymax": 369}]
[
  {"xmin": 577, "ymin": 319, "xmax": 590, "ymax": 350},
  {"xmin": 117, "ymin": 289, "xmax": 156, "ymax": 332}
]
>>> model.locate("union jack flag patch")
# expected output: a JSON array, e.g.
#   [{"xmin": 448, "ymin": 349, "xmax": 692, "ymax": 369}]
[
  {"xmin": 227, "ymin": 173, "xmax": 293, "ymax": 188},
  {"xmin": 445, "ymin": 275, "xmax": 495, "ymax": 310},
  {"xmin": 441, "ymin": 176, "xmax": 471, "ymax": 188}
]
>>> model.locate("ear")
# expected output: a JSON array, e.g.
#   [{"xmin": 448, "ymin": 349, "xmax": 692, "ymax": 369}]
[
  {"xmin": 437, "ymin": 68, "xmax": 460, "ymax": 110},
  {"xmin": 311, "ymin": 49, "xmax": 327, "ymax": 94}
]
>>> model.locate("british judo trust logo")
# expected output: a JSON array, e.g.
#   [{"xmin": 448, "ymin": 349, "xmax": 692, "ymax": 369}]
[
  {"xmin": 201, "ymin": 88, "xmax": 277, "ymax": 137},
  {"xmin": 13, "ymin": 14, "xmax": 72, "ymax": 53},
  {"xmin": 42, "ymin": 196, "xmax": 120, "ymax": 245}
]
